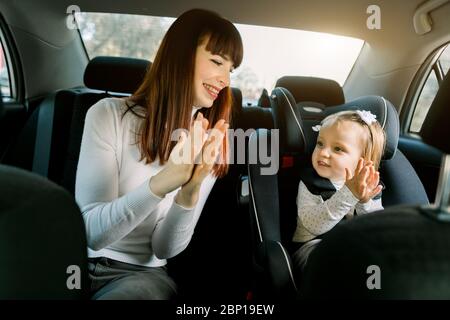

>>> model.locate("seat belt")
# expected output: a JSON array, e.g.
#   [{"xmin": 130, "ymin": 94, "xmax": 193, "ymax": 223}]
[{"xmin": 32, "ymin": 93, "xmax": 57, "ymax": 177}]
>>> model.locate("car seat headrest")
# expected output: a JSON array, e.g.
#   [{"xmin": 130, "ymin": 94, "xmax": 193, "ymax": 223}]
[
  {"xmin": 231, "ymin": 87, "xmax": 243, "ymax": 113},
  {"xmin": 271, "ymin": 87, "xmax": 399, "ymax": 160},
  {"xmin": 257, "ymin": 88, "xmax": 271, "ymax": 108},
  {"xmin": 84, "ymin": 56, "xmax": 151, "ymax": 94},
  {"xmin": 275, "ymin": 76, "xmax": 345, "ymax": 108}
]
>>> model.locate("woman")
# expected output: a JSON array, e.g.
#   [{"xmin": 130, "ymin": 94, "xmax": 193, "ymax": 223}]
[{"xmin": 75, "ymin": 8, "xmax": 243, "ymax": 299}]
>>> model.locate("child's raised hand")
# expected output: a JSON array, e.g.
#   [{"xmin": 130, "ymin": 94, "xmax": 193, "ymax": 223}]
[
  {"xmin": 360, "ymin": 162, "xmax": 382, "ymax": 203},
  {"xmin": 345, "ymin": 158, "xmax": 382, "ymax": 203}
]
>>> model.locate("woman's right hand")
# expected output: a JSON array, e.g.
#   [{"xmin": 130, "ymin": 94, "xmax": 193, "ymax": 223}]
[
  {"xmin": 174, "ymin": 119, "xmax": 229, "ymax": 208},
  {"xmin": 149, "ymin": 112, "xmax": 209, "ymax": 198}
]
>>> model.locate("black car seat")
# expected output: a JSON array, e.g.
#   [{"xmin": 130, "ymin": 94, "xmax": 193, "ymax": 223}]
[
  {"xmin": 257, "ymin": 88, "xmax": 271, "ymax": 108},
  {"xmin": 1, "ymin": 56, "xmax": 150, "ymax": 194},
  {"xmin": 247, "ymin": 86, "xmax": 429, "ymax": 300},
  {"xmin": 0, "ymin": 164, "xmax": 89, "ymax": 299},
  {"xmin": 0, "ymin": 91, "xmax": 84, "ymax": 299},
  {"xmin": 299, "ymin": 71, "xmax": 450, "ymax": 299}
]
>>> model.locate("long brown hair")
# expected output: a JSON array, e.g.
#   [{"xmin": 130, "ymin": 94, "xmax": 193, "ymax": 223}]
[{"xmin": 126, "ymin": 9, "xmax": 243, "ymax": 178}]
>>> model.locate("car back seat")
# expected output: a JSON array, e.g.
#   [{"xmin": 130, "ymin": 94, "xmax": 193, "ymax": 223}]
[
  {"xmin": 1, "ymin": 56, "xmax": 150, "ymax": 195},
  {"xmin": 0, "ymin": 163, "xmax": 89, "ymax": 299},
  {"xmin": 3, "ymin": 55, "xmax": 275, "ymax": 301}
]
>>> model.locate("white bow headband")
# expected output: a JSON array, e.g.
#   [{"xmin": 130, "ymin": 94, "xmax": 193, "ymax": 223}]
[{"xmin": 312, "ymin": 110, "xmax": 377, "ymax": 132}]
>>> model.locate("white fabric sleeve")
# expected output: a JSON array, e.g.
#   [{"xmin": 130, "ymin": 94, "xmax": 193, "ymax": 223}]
[
  {"xmin": 75, "ymin": 100, "xmax": 163, "ymax": 251},
  {"xmin": 297, "ymin": 181, "xmax": 359, "ymax": 237},
  {"xmin": 355, "ymin": 197, "xmax": 384, "ymax": 215},
  {"xmin": 152, "ymin": 174, "xmax": 216, "ymax": 259}
]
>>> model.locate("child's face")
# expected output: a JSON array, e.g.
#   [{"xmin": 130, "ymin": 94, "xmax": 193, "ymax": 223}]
[{"xmin": 312, "ymin": 120, "xmax": 365, "ymax": 182}]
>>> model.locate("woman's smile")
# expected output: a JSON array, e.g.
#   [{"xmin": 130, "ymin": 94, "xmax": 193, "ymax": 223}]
[{"xmin": 203, "ymin": 83, "xmax": 220, "ymax": 99}]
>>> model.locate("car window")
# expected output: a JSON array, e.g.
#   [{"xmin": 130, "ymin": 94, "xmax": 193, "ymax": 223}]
[
  {"xmin": 410, "ymin": 70, "xmax": 439, "ymax": 132},
  {"xmin": 439, "ymin": 45, "xmax": 450, "ymax": 75},
  {"xmin": 410, "ymin": 44, "xmax": 450, "ymax": 133},
  {"xmin": 0, "ymin": 38, "xmax": 11, "ymax": 98},
  {"xmin": 76, "ymin": 12, "xmax": 364, "ymax": 106}
]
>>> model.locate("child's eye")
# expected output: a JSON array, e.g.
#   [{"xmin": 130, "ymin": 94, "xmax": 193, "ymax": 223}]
[
  {"xmin": 334, "ymin": 146, "xmax": 343, "ymax": 152},
  {"xmin": 316, "ymin": 141, "xmax": 323, "ymax": 147},
  {"xmin": 211, "ymin": 59, "xmax": 223, "ymax": 66}
]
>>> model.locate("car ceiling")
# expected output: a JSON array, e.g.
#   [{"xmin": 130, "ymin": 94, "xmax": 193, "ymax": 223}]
[
  {"xmin": 0, "ymin": 0, "xmax": 449, "ymax": 106},
  {"xmin": 4, "ymin": 0, "xmax": 450, "ymax": 46}
]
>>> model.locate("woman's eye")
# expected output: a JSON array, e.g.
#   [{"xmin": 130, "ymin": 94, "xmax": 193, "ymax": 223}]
[
  {"xmin": 316, "ymin": 141, "xmax": 323, "ymax": 147},
  {"xmin": 211, "ymin": 59, "xmax": 222, "ymax": 66}
]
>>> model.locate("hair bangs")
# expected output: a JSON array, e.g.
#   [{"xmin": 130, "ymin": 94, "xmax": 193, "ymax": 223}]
[{"xmin": 203, "ymin": 23, "xmax": 243, "ymax": 69}]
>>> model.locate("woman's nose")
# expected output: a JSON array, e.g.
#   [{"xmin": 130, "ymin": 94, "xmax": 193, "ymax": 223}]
[{"xmin": 218, "ymin": 72, "xmax": 230, "ymax": 88}]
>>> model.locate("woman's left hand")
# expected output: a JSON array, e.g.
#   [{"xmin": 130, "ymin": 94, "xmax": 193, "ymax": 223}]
[{"xmin": 175, "ymin": 119, "xmax": 229, "ymax": 208}]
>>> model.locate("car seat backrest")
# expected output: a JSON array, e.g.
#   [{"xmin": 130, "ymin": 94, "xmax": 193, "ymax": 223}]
[
  {"xmin": 1, "ymin": 56, "xmax": 150, "ymax": 194},
  {"xmin": 0, "ymin": 164, "xmax": 89, "ymax": 299},
  {"xmin": 52, "ymin": 56, "xmax": 151, "ymax": 194},
  {"xmin": 270, "ymin": 87, "xmax": 427, "ymax": 243}
]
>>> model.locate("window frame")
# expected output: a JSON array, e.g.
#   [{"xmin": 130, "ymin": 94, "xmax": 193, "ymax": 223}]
[
  {"xmin": 409, "ymin": 67, "xmax": 439, "ymax": 133},
  {"xmin": 401, "ymin": 43, "xmax": 449, "ymax": 136},
  {"xmin": 0, "ymin": 33, "xmax": 13, "ymax": 98},
  {"xmin": 0, "ymin": 12, "xmax": 24, "ymax": 103}
]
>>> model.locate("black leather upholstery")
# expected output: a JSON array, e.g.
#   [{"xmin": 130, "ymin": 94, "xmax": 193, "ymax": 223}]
[
  {"xmin": 257, "ymin": 88, "xmax": 271, "ymax": 108},
  {"xmin": 248, "ymin": 129, "xmax": 298, "ymax": 300},
  {"xmin": 0, "ymin": 165, "xmax": 89, "ymax": 299},
  {"xmin": 379, "ymin": 150, "xmax": 429, "ymax": 207},
  {"xmin": 300, "ymin": 205, "xmax": 450, "ymax": 299}
]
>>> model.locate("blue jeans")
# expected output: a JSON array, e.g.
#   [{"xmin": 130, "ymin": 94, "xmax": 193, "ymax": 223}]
[{"xmin": 88, "ymin": 257, "xmax": 177, "ymax": 300}]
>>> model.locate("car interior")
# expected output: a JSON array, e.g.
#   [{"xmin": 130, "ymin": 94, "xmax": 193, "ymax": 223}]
[{"xmin": 0, "ymin": 0, "xmax": 450, "ymax": 301}]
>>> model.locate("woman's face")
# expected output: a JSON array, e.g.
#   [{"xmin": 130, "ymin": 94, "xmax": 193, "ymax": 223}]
[{"xmin": 193, "ymin": 40, "xmax": 234, "ymax": 108}]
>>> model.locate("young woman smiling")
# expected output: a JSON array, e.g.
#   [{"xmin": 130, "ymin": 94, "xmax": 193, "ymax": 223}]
[{"xmin": 75, "ymin": 8, "xmax": 243, "ymax": 300}]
